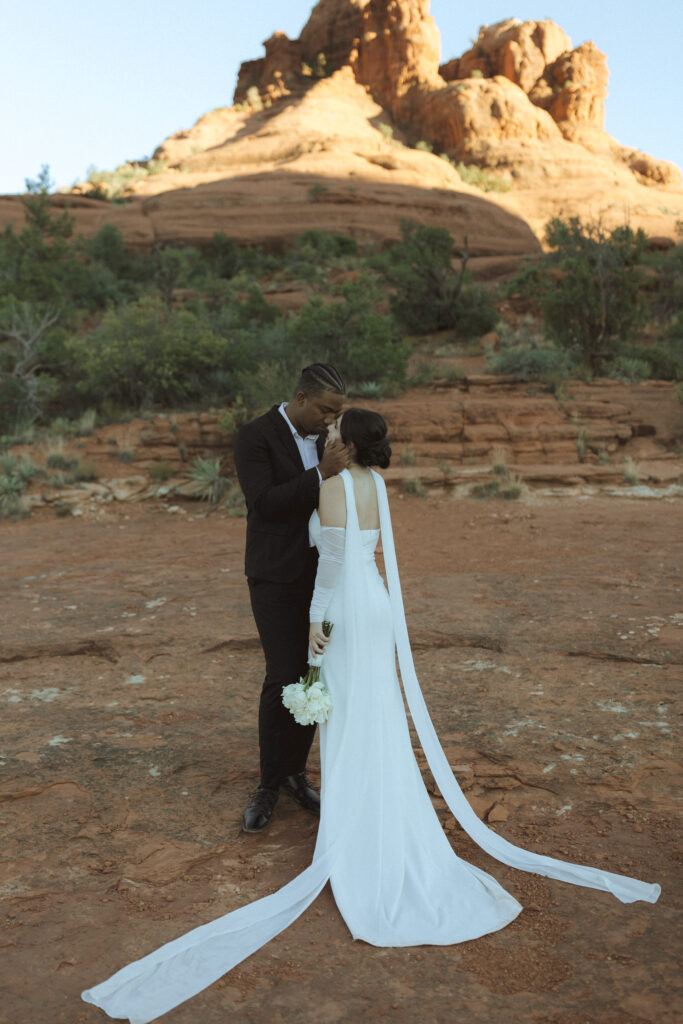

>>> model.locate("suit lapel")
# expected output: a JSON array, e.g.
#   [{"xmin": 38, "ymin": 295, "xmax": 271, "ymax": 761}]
[{"xmin": 267, "ymin": 405, "xmax": 305, "ymax": 471}]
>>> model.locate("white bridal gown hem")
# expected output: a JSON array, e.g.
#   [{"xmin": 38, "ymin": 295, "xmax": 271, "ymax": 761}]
[{"xmin": 81, "ymin": 469, "xmax": 659, "ymax": 1024}]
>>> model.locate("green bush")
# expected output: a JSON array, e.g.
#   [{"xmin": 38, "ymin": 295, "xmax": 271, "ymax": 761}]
[
  {"xmin": 286, "ymin": 277, "xmax": 409, "ymax": 387},
  {"xmin": 374, "ymin": 220, "xmax": 496, "ymax": 337},
  {"xmin": 150, "ymin": 460, "xmax": 175, "ymax": 482},
  {"xmin": 154, "ymin": 246, "xmax": 203, "ymax": 305},
  {"xmin": 456, "ymin": 162, "xmax": 510, "ymax": 193},
  {"xmin": 542, "ymin": 218, "xmax": 647, "ymax": 373},
  {"xmin": 0, "ymin": 376, "xmax": 31, "ymax": 434},
  {"xmin": 206, "ymin": 233, "xmax": 240, "ymax": 280},
  {"xmin": 607, "ymin": 355, "xmax": 651, "ymax": 381},
  {"xmin": 487, "ymin": 343, "xmax": 573, "ymax": 383},
  {"xmin": 292, "ymin": 230, "xmax": 358, "ymax": 261},
  {"xmin": 67, "ymin": 297, "xmax": 238, "ymax": 409},
  {"xmin": 86, "ymin": 161, "xmax": 151, "ymax": 199},
  {"xmin": 0, "ymin": 472, "xmax": 30, "ymax": 520},
  {"xmin": 400, "ymin": 477, "xmax": 427, "ymax": 498},
  {"xmin": 502, "ymin": 259, "xmax": 545, "ymax": 299}
]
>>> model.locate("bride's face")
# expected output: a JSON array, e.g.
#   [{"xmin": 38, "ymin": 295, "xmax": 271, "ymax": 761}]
[{"xmin": 326, "ymin": 414, "xmax": 343, "ymax": 446}]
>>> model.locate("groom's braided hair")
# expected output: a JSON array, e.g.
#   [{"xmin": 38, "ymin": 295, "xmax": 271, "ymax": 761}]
[{"xmin": 296, "ymin": 363, "xmax": 346, "ymax": 397}]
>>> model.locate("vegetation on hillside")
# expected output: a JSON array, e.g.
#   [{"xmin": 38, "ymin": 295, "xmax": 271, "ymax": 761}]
[{"xmin": 0, "ymin": 168, "xmax": 680, "ymax": 440}]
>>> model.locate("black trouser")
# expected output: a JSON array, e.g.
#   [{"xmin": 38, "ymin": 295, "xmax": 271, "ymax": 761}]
[{"xmin": 247, "ymin": 548, "xmax": 318, "ymax": 789}]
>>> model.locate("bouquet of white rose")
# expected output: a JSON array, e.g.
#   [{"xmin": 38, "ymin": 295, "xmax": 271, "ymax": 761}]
[{"xmin": 282, "ymin": 620, "xmax": 334, "ymax": 726}]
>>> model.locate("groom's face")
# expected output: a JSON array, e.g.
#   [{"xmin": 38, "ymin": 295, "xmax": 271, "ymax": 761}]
[{"xmin": 294, "ymin": 390, "xmax": 344, "ymax": 435}]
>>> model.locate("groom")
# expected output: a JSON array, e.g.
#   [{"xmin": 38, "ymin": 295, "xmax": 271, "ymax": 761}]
[{"xmin": 234, "ymin": 363, "xmax": 348, "ymax": 832}]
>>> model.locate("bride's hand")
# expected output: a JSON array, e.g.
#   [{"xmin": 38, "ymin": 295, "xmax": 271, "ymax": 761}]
[{"xmin": 309, "ymin": 622, "xmax": 330, "ymax": 659}]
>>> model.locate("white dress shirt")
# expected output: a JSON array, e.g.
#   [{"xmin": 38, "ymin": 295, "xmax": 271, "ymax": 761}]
[{"xmin": 279, "ymin": 403, "xmax": 322, "ymax": 485}]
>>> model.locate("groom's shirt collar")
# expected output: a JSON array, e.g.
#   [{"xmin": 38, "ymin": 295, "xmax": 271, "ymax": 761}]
[
  {"xmin": 278, "ymin": 403, "xmax": 322, "ymax": 487},
  {"xmin": 278, "ymin": 402, "xmax": 318, "ymax": 442}
]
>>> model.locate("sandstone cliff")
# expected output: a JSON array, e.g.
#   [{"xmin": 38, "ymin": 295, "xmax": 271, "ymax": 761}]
[{"xmin": 2, "ymin": 0, "xmax": 681, "ymax": 254}]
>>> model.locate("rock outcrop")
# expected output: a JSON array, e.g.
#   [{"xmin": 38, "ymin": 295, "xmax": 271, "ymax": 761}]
[{"xmin": 3, "ymin": 0, "xmax": 681, "ymax": 251}]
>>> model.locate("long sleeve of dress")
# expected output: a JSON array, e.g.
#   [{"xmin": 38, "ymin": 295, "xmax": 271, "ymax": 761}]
[{"xmin": 310, "ymin": 527, "xmax": 346, "ymax": 622}]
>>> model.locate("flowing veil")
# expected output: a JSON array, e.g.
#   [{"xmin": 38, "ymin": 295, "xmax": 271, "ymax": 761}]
[
  {"xmin": 82, "ymin": 469, "xmax": 659, "ymax": 1024},
  {"xmin": 371, "ymin": 469, "xmax": 661, "ymax": 905}
]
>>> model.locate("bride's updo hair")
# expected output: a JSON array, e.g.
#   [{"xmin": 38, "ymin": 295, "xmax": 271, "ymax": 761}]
[{"xmin": 340, "ymin": 408, "xmax": 392, "ymax": 469}]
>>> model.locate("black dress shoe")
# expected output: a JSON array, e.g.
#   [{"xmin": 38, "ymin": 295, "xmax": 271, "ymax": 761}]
[
  {"xmin": 280, "ymin": 773, "xmax": 320, "ymax": 815},
  {"xmin": 241, "ymin": 786, "xmax": 279, "ymax": 833}
]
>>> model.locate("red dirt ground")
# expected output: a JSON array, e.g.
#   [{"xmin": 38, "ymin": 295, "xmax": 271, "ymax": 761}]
[{"xmin": 1, "ymin": 487, "xmax": 681, "ymax": 1024}]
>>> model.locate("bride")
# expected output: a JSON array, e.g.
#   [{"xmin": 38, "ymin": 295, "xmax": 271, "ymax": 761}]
[{"xmin": 82, "ymin": 408, "xmax": 660, "ymax": 1023}]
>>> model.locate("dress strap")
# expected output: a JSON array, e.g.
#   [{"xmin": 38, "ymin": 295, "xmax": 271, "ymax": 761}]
[{"xmin": 340, "ymin": 469, "xmax": 359, "ymax": 534}]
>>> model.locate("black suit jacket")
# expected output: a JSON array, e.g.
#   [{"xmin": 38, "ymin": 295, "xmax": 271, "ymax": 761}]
[{"xmin": 234, "ymin": 405, "xmax": 325, "ymax": 582}]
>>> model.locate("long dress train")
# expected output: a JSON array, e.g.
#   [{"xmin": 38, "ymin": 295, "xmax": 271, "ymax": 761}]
[{"xmin": 82, "ymin": 470, "xmax": 660, "ymax": 1023}]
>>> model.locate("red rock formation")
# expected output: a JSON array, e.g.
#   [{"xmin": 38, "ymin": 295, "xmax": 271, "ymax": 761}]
[
  {"xmin": 439, "ymin": 19, "xmax": 608, "ymax": 138},
  {"xmin": 441, "ymin": 18, "xmax": 571, "ymax": 96},
  {"xmin": 546, "ymin": 41, "xmax": 608, "ymax": 129},
  {"xmin": 4, "ymin": 0, "xmax": 680, "ymax": 251},
  {"xmin": 234, "ymin": 32, "xmax": 303, "ymax": 103},
  {"xmin": 231, "ymin": 2, "xmax": 679, "ymax": 191},
  {"xmin": 299, "ymin": 0, "xmax": 370, "ymax": 68},
  {"xmin": 351, "ymin": 0, "xmax": 442, "ymax": 116}
]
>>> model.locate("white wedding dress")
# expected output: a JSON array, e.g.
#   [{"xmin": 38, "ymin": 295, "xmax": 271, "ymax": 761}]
[{"xmin": 82, "ymin": 470, "xmax": 660, "ymax": 1023}]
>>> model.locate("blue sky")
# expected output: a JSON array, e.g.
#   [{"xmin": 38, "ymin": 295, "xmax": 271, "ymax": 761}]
[{"xmin": 2, "ymin": 0, "xmax": 681, "ymax": 194}]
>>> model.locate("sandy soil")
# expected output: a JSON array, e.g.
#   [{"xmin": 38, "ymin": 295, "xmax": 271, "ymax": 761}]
[{"xmin": 1, "ymin": 489, "xmax": 681, "ymax": 1024}]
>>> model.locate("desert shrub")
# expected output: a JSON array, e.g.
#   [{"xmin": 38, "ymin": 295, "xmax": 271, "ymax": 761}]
[
  {"xmin": 645, "ymin": 317, "xmax": 683, "ymax": 379},
  {"xmin": 502, "ymin": 259, "xmax": 546, "ymax": 299},
  {"xmin": 149, "ymin": 461, "xmax": 175, "ymax": 482},
  {"xmin": 374, "ymin": 220, "xmax": 496, "ymax": 336},
  {"xmin": 81, "ymin": 225, "xmax": 152, "ymax": 304},
  {"xmin": 470, "ymin": 478, "xmax": 500, "ymax": 499},
  {"xmin": 487, "ymin": 343, "xmax": 573, "ymax": 383},
  {"xmin": 70, "ymin": 458, "xmax": 99, "ymax": 482},
  {"xmin": 186, "ymin": 455, "xmax": 230, "ymax": 503},
  {"xmin": 286, "ymin": 277, "xmax": 409, "ymax": 387},
  {"xmin": 46, "ymin": 450, "xmax": 78, "ymax": 470},
  {"xmin": 67, "ymin": 297, "xmax": 239, "ymax": 409},
  {"xmin": 0, "ymin": 298, "xmax": 67, "ymax": 426},
  {"xmin": 0, "ymin": 452, "xmax": 41, "ymax": 484},
  {"xmin": 453, "ymin": 284, "xmax": 498, "ymax": 339},
  {"xmin": 415, "ymin": 140, "xmax": 434, "ymax": 152},
  {"xmin": 83, "ymin": 224, "xmax": 128, "ymax": 276},
  {"xmin": 607, "ymin": 355, "xmax": 651, "ymax": 381},
  {"xmin": 622, "ymin": 458, "xmax": 640, "ymax": 485},
  {"xmin": 237, "ymin": 245, "xmax": 279, "ymax": 277},
  {"xmin": 86, "ymin": 161, "xmax": 150, "ymax": 199},
  {"xmin": 0, "ymin": 376, "xmax": 32, "ymax": 434},
  {"xmin": 470, "ymin": 470, "xmax": 524, "ymax": 500},
  {"xmin": 218, "ymin": 397, "xmax": 249, "ymax": 437},
  {"xmin": 542, "ymin": 218, "xmax": 647, "ymax": 373},
  {"xmin": 296, "ymin": 230, "xmax": 357, "ymax": 260},
  {"xmin": 154, "ymin": 246, "xmax": 203, "ymax": 305},
  {"xmin": 499, "ymin": 472, "xmax": 524, "ymax": 499},
  {"xmin": 642, "ymin": 242, "xmax": 683, "ymax": 322},
  {"xmin": 355, "ymin": 381, "xmax": 383, "ymax": 399},
  {"xmin": 0, "ymin": 472, "xmax": 30, "ymax": 520},
  {"xmin": 206, "ymin": 233, "xmax": 240, "ymax": 280},
  {"xmin": 76, "ymin": 409, "xmax": 97, "ymax": 436},
  {"xmin": 283, "ymin": 230, "xmax": 359, "ymax": 281},
  {"xmin": 456, "ymin": 162, "xmax": 510, "ymax": 193},
  {"xmin": 400, "ymin": 477, "xmax": 427, "ymax": 497},
  {"xmin": 221, "ymin": 481, "xmax": 247, "ymax": 516}
]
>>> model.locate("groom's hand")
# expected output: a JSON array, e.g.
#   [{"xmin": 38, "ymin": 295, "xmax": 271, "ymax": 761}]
[{"xmin": 318, "ymin": 440, "xmax": 350, "ymax": 480}]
